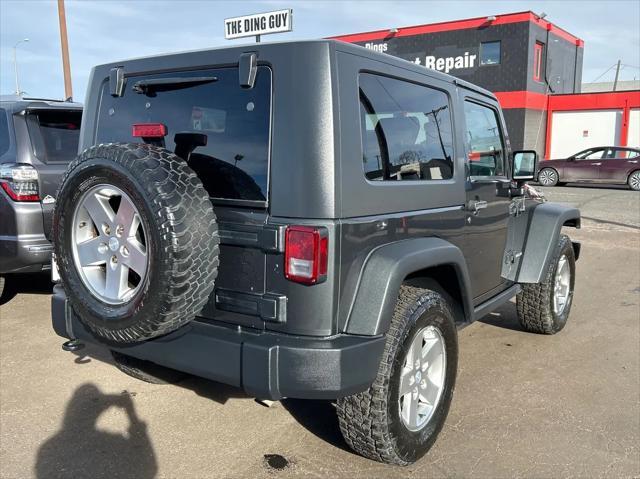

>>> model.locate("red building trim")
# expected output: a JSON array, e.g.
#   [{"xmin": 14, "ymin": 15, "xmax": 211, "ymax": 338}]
[
  {"xmin": 330, "ymin": 11, "xmax": 583, "ymax": 46},
  {"xmin": 494, "ymin": 91, "xmax": 548, "ymax": 110},
  {"xmin": 544, "ymin": 90, "xmax": 640, "ymax": 158}
]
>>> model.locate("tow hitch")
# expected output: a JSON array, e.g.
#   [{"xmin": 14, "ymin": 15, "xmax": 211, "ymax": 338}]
[{"xmin": 62, "ymin": 339, "xmax": 84, "ymax": 352}]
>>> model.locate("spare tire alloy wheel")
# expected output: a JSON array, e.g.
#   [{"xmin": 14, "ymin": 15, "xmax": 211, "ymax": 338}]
[
  {"xmin": 72, "ymin": 185, "xmax": 148, "ymax": 304},
  {"xmin": 53, "ymin": 143, "xmax": 219, "ymax": 344}
]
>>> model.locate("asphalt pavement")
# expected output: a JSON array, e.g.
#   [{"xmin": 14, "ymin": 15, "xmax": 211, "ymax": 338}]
[{"xmin": 1, "ymin": 184, "xmax": 638, "ymax": 478}]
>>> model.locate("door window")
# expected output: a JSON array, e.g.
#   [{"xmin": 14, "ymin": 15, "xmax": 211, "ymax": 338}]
[
  {"xmin": 463, "ymin": 100, "xmax": 506, "ymax": 177},
  {"xmin": 359, "ymin": 73, "xmax": 454, "ymax": 181},
  {"xmin": 575, "ymin": 149, "xmax": 605, "ymax": 160}
]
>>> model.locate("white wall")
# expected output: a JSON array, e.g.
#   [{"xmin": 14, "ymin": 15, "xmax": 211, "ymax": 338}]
[
  {"xmin": 628, "ymin": 108, "xmax": 640, "ymax": 148},
  {"xmin": 549, "ymin": 109, "xmax": 622, "ymax": 158}
]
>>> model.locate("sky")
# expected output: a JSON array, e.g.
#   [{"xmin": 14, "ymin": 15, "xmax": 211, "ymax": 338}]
[{"xmin": 1, "ymin": 0, "xmax": 639, "ymax": 102}]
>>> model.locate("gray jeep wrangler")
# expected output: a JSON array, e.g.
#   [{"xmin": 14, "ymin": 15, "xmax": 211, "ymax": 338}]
[{"xmin": 51, "ymin": 40, "xmax": 580, "ymax": 465}]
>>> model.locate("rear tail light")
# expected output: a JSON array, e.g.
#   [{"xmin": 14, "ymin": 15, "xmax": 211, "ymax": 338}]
[
  {"xmin": 284, "ymin": 226, "xmax": 328, "ymax": 285},
  {"xmin": 0, "ymin": 164, "xmax": 40, "ymax": 202},
  {"xmin": 132, "ymin": 123, "xmax": 167, "ymax": 138}
]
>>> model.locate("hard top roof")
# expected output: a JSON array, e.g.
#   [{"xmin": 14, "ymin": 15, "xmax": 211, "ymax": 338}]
[
  {"xmin": 0, "ymin": 95, "xmax": 83, "ymax": 112},
  {"xmin": 92, "ymin": 39, "xmax": 496, "ymax": 101}
]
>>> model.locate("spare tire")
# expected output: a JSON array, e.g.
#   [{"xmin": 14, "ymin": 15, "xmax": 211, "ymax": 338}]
[{"xmin": 52, "ymin": 143, "xmax": 219, "ymax": 343}]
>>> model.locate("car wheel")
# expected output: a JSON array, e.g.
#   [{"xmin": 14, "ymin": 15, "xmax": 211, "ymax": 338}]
[
  {"xmin": 516, "ymin": 234, "xmax": 576, "ymax": 334},
  {"xmin": 52, "ymin": 143, "xmax": 219, "ymax": 344},
  {"xmin": 538, "ymin": 168, "xmax": 559, "ymax": 186},
  {"xmin": 628, "ymin": 170, "xmax": 640, "ymax": 191},
  {"xmin": 111, "ymin": 350, "xmax": 187, "ymax": 384},
  {"xmin": 336, "ymin": 285, "xmax": 458, "ymax": 465}
]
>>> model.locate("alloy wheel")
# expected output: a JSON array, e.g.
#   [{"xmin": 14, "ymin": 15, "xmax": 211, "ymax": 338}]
[
  {"xmin": 398, "ymin": 325, "xmax": 446, "ymax": 431},
  {"xmin": 71, "ymin": 184, "xmax": 149, "ymax": 305}
]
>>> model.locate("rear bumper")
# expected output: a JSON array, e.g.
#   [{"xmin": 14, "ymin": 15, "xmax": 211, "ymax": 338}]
[
  {"xmin": 0, "ymin": 234, "xmax": 52, "ymax": 274},
  {"xmin": 52, "ymin": 285, "xmax": 385, "ymax": 400}
]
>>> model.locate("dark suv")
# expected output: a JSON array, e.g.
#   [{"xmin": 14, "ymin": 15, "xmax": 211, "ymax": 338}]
[
  {"xmin": 51, "ymin": 41, "xmax": 580, "ymax": 465},
  {"xmin": 0, "ymin": 96, "xmax": 82, "ymax": 299}
]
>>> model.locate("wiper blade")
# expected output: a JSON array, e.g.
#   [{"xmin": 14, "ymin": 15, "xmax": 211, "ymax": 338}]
[{"xmin": 132, "ymin": 76, "xmax": 218, "ymax": 95}]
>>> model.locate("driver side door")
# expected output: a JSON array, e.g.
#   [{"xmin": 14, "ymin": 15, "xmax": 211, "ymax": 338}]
[
  {"xmin": 565, "ymin": 148, "xmax": 606, "ymax": 181},
  {"xmin": 461, "ymin": 96, "xmax": 512, "ymax": 302}
]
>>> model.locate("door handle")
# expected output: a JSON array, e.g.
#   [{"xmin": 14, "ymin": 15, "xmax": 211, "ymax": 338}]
[
  {"xmin": 467, "ymin": 200, "xmax": 488, "ymax": 215},
  {"xmin": 628, "ymin": 160, "xmax": 638, "ymax": 164},
  {"xmin": 591, "ymin": 162, "xmax": 602, "ymax": 166}
]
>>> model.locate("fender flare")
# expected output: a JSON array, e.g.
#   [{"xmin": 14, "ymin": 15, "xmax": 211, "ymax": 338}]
[
  {"xmin": 516, "ymin": 202, "xmax": 581, "ymax": 284},
  {"xmin": 344, "ymin": 237, "xmax": 473, "ymax": 336}
]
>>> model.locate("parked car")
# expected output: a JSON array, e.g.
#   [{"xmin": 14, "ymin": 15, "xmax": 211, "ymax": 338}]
[
  {"xmin": 0, "ymin": 96, "xmax": 82, "ymax": 299},
  {"xmin": 51, "ymin": 41, "xmax": 580, "ymax": 465},
  {"xmin": 537, "ymin": 146, "xmax": 640, "ymax": 190}
]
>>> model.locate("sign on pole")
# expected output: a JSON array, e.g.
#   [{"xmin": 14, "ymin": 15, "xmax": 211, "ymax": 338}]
[{"xmin": 225, "ymin": 9, "xmax": 293, "ymax": 42}]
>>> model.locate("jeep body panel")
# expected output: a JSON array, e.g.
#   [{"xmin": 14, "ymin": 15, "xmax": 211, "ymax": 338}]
[
  {"xmin": 345, "ymin": 236, "xmax": 473, "ymax": 336},
  {"xmin": 516, "ymin": 202, "xmax": 581, "ymax": 283},
  {"xmin": 52, "ymin": 40, "xmax": 580, "ymax": 400}
]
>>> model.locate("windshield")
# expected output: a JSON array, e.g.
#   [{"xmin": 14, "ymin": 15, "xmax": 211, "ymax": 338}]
[{"xmin": 27, "ymin": 109, "xmax": 81, "ymax": 163}]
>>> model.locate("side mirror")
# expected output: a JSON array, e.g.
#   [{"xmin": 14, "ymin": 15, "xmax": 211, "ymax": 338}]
[{"xmin": 512, "ymin": 150, "xmax": 538, "ymax": 184}]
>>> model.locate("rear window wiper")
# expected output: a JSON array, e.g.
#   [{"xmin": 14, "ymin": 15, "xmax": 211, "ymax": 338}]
[{"xmin": 132, "ymin": 76, "xmax": 218, "ymax": 95}]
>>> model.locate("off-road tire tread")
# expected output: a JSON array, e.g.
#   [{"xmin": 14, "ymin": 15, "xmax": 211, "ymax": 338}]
[
  {"xmin": 111, "ymin": 350, "xmax": 187, "ymax": 384},
  {"xmin": 336, "ymin": 285, "xmax": 450, "ymax": 465},
  {"xmin": 516, "ymin": 234, "xmax": 573, "ymax": 334},
  {"xmin": 54, "ymin": 143, "xmax": 219, "ymax": 343}
]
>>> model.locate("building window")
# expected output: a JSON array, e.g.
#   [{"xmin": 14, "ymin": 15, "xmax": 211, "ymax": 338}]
[
  {"xmin": 480, "ymin": 41, "xmax": 501, "ymax": 65},
  {"xmin": 359, "ymin": 73, "xmax": 454, "ymax": 182},
  {"xmin": 534, "ymin": 42, "xmax": 545, "ymax": 82}
]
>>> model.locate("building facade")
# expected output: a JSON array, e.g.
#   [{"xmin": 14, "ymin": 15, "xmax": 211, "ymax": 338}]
[{"xmin": 332, "ymin": 11, "xmax": 585, "ymax": 156}]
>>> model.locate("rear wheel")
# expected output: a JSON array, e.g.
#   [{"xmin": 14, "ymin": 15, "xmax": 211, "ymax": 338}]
[
  {"xmin": 336, "ymin": 286, "xmax": 458, "ymax": 465},
  {"xmin": 538, "ymin": 168, "xmax": 559, "ymax": 186},
  {"xmin": 111, "ymin": 351, "xmax": 187, "ymax": 384},
  {"xmin": 628, "ymin": 170, "xmax": 640, "ymax": 191}
]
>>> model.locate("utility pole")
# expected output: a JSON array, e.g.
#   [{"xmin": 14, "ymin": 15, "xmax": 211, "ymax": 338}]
[
  {"xmin": 613, "ymin": 59, "xmax": 621, "ymax": 92},
  {"xmin": 57, "ymin": 0, "xmax": 73, "ymax": 100},
  {"xmin": 12, "ymin": 38, "xmax": 29, "ymax": 96}
]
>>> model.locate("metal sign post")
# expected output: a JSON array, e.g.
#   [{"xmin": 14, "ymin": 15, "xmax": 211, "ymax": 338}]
[{"xmin": 225, "ymin": 9, "xmax": 292, "ymax": 42}]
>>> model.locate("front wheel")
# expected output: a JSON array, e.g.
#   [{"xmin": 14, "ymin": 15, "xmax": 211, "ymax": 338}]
[
  {"xmin": 538, "ymin": 168, "xmax": 559, "ymax": 186},
  {"xmin": 628, "ymin": 170, "xmax": 640, "ymax": 191},
  {"xmin": 517, "ymin": 234, "xmax": 576, "ymax": 334},
  {"xmin": 337, "ymin": 286, "xmax": 458, "ymax": 465}
]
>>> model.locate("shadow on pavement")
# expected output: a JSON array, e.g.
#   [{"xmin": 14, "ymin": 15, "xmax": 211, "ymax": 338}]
[
  {"xmin": 35, "ymin": 383, "xmax": 157, "ymax": 479},
  {"xmin": 477, "ymin": 301, "xmax": 525, "ymax": 332},
  {"xmin": 282, "ymin": 399, "xmax": 352, "ymax": 453},
  {"xmin": 0, "ymin": 273, "xmax": 52, "ymax": 306}
]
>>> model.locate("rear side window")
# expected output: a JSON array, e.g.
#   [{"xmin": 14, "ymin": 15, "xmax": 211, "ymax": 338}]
[
  {"xmin": 0, "ymin": 109, "xmax": 9, "ymax": 157},
  {"xmin": 26, "ymin": 110, "xmax": 81, "ymax": 163},
  {"xmin": 97, "ymin": 66, "xmax": 272, "ymax": 203},
  {"xmin": 463, "ymin": 101, "xmax": 505, "ymax": 177},
  {"xmin": 359, "ymin": 73, "xmax": 454, "ymax": 181},
  {"xmin": 613, "ymin": 149, "xmax": 640, "ymax": 159}
]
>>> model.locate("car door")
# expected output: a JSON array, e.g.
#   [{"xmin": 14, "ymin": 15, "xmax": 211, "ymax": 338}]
[
  {"xmin": 599, "ymin": 148, "xmax": 640, "ymax": 183},
  {"xmin": 564, "ymin": 148, "xmax": 606, "ymax": 181},
  {"xmin": 461, "ymin": 96, "xmax": 511, "ymax": 301}
]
